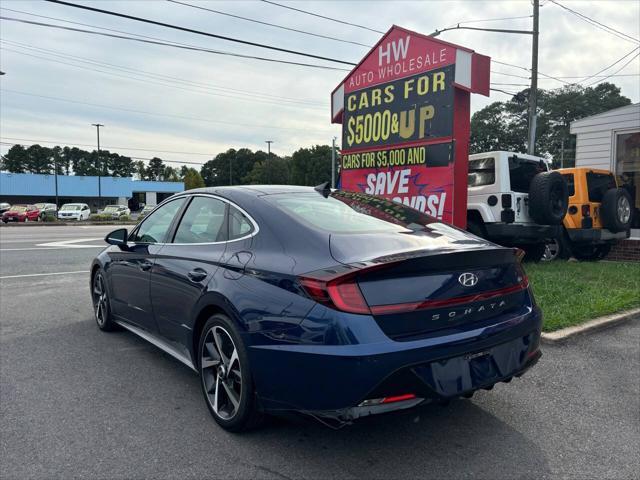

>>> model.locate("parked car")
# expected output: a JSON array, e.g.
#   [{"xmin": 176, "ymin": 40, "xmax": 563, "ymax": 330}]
[
  {"xmin": 0, "ymin": 202, "xmax": 11, "ymax": 214},
  {"xmin": 544, "ymin": 168, "xmax": 632, "ymax": 260},
  {"xmin": 92, "ymin": 186, "xmax": 542, "ymax": 432},
  {"xmin": 102, "ymin": 205, "xmax": 131, "ymax": 218},
  {"xmin": 137, "ymin": 204, "xmax": 155, "ymax": 219},
  {"xmin": 34, "ymin": 203, "xmax": 57, "ymax": 219},
  {"xmin": 58, "ymin": 203, "xmax": 91, "ymax": 221},
  {"xmin": 2, "ymin": 204, "xmax": 41, "ymax": 223},
  {"xmin": 467, "ymin": 151, "xmax": 569, "ymax": 262}
]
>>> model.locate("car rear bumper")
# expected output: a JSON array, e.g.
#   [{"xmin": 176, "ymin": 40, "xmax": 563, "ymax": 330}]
[
  {"xmin": 566, "ymin": 228, "xmax": 629, "ymax": 244},
  {"xmin": 484, "ymin": 223, "xmax": 560, "ymax": 244},
  {"xmin": 248, "ymin": 305, "xmax": 542, "ymax": 417}
]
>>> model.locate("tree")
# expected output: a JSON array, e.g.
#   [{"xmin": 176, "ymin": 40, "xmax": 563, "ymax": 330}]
[
  {"xmin": 289, "ymin": 145, "xmax": 333, "ymax": 186},
  {"xmin": 108, "ymin": 152, "xmax": 135, "ymax": 177},
  {"xmin": 244, "ymin": 155, "xmax": 290, "ymax": 184},
  {"xmin": 470, "ymin": 82, "xmax": 631, "ymax": 166},
  {"xmin": 200, "ymin": 148, "xmax": 260, "ymax": 186},
  {"xmin": 146, "ymin": 157, "xmax": 165, "ymax": 180},
  {"xmin": 162, "ymin": 165, "xmax": 180, "ymax": 182},
  {"xmin": 183, "ymin": 167, "xmax": 205, "ymax": 190},
  {"xmin": 1, "ymin": 145, "xmax": 29, "ymax": 173},
  {"xmin": 133, "ymin": 160, "xmax": 147, "ymax": 180}
]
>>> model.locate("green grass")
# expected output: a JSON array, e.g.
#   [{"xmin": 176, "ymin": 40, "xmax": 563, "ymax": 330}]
[{"xmin": 525, "ymin": 261, "xmax": 640, "ymax": 332}]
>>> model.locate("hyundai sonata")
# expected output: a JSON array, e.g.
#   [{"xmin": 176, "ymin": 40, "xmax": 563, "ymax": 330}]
[{"xmin": 91, "ymin": 186, "xmax": 542, "ymax": 431}]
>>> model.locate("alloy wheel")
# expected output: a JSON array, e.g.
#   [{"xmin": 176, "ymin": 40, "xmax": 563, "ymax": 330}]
[
  {"xmin": 93, "ymin": 273, "xmax": 108, "ymax": 327},
  {"xmin": 618, "ymin": 196, "xmax": 631, "ymax": 224},
  {"xmin": 201, "ymin": 325, "xmax": 243, "ymax": 420}
]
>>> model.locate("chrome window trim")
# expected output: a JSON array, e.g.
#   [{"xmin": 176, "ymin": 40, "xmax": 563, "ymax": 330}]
[{"xmin": 128, "ymin": 192, "xmax": 260, "ymax": 247}]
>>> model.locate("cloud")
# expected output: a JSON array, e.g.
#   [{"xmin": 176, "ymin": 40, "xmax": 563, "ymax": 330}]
[{"xmin": 1, "ymin": 0, "xmax": 638, "ymax": 164}]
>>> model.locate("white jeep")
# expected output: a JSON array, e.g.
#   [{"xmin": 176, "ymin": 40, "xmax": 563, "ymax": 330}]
[{"xmin": 466, "ymin": 151, "xmax": 569, "ymax": 261}]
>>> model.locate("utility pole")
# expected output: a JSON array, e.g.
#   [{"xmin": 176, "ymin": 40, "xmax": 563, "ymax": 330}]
[
  {"xmin": 527, "ymin": 0, "xmax": 540, "ymax": 155},
  {"xmin": 92, "ymin": 123, "xmax": 104, "ymax": 209},
  {"xmin": 54, "ymin": 156, "xmax": 59, "ymax": 212},
  {"xmin": 265, "ymin": 140, "xmax": 274, "ymax": 184},
  {"xmin": 560, "ymin": 138, "xmax": 565, "ymax": 168},
  {"xmin": 331, "ymin": 137, "xmax": 337, "ymax": 189}
]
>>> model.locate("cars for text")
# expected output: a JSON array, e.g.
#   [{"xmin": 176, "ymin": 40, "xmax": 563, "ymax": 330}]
[
  {"xmin": 58, "ymin": 203, "xmax": 91, "ymax": 221},
  {"xmin": 2, "ymin": 204, "xmax": 41, "ymax": 223},
  {"xmin": 91, "ymin": 186, "xmax": 542, "ymax": 431}
]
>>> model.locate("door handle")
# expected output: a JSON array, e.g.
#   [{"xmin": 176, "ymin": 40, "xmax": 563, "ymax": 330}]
[
  {"xmin": 140, "ymin": 260, "xmax": 153, "ymax": 271},
  {"xmin": 188, "ymin": 268, "xmax": 208, "ymax": 282}
]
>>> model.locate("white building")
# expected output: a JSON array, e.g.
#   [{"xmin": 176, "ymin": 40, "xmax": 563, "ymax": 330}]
[{"xmin": 570, "ymin": 103, "xmax": 640, "ymax": 233}]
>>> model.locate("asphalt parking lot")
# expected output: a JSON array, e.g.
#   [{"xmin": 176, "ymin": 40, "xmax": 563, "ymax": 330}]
[{"xmin": 1, "ymin": 224, "xmax": 639, "ymax": 480}]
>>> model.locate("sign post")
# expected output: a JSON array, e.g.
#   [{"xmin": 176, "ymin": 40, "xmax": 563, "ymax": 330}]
[{"xmin": 331, "ymin": 26, "xmax": 490, "ymax": 228}]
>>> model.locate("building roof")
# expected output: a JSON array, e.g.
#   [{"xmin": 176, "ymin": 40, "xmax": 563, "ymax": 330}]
[{"xmin": 571, "ymin": 103, "xmax": 640, "ymax": 129}]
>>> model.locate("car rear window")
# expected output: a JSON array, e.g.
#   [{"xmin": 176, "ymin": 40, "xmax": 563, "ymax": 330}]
[
  {"xmin": 268, "ymin": 191, "xmax": 436, "ymax": 234},
  {"xmin": 468, "ymin": 158, "xmax": 495, "ymax": 186},
  {"xmin": 562, "ymin": 173, "xmax": 575, "ymax": 197},
  {"xmin": 586, "ymin": 172, "xmax": 616, "ymax": 202},
  {"xmin": 508, "ymin": 156, "xmax": 547, "ymax": 193}
]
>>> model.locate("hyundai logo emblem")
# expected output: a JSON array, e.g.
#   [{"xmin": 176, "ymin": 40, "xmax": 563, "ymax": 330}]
[{"xmin": 458, "ymin": 272, "xmax": 478, "ymax": 287}]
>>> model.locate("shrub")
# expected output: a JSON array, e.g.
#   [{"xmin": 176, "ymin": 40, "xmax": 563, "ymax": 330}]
[
  {"xmin": 89, "ymin": 213, "xmax": 112, "ymax": 221},
  {"xmin": 42, "ymin": 214, "xmax": 57, "ymax": 222}
]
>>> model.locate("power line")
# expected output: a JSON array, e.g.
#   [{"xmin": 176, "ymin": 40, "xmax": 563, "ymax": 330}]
[
  {"xmin": 0, "ymin": 16, "xmax": 350, "ymax": 72},
  {"xmin": 43, "ymin": 0, "xmax": 357, "ymax": 66},
  {"xmin": 1, "ymin": 45, "xmax": 328, "ymax": 110},
  {"xmin": 0, "ymin": 89, "xmax": 336, "ymax": 134},
  {"xmin": 166, "ymin": 0, "xmax": 371, "ymax": 48},
  {"xmin": 0, "ymin": 137, "xmax": 212, "ymax": 156},
  {"xmin": 575, "ymin": 46, "xmax": 640, "ymax": 84},
  {"xmin": 585, "ymin": 52, "xmax": 640, "ymax": 87},
  {"xmin": 549, "ymin": 0, "xmax": 639, "ymax": 44},
  {"xmin": 0, "ymin": 39, "xmax": 326, "ymax": 106},
  {"xmin": 259, "ymin": 0, "xmax": 384, "ymax": 34},
  {"xmin": 490, "ymin": 88, "xmax": 519, "ymax": 96}
]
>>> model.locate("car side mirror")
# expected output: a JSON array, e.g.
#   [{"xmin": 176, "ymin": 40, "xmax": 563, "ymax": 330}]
[{"xmin": 105, "ymin": 228, "xmax": 128, "ymax": 247}]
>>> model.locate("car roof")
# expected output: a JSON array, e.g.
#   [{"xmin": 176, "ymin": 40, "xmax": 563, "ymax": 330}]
[
  {"xmin": 186, "ymin": 185, "xmax": 318, "ymax": 198},
  {"xmin": 62, "ymin": 203, "xmax": 86, "ymax": 206}
]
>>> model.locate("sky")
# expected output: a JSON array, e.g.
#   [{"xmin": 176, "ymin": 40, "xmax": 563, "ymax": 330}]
[{"xmin": 0, "ymin": 0, "xmax": 639, "ymax": 169}]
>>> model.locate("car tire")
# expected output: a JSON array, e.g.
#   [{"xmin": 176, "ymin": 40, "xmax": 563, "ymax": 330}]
[
  {"xmin": 92, "ymin": 269, "xmax": 118, "ymax": 331},
  {"xmin": 466, "ymin": 220, "xmax": 486, "ymax": 239},
  {"xmin": 601, "ymin": 188, "xmax": 632, "ymax": 233},
  {"xmin": 522, "ymin": 243, "xmax": 546, "ymax": 262},
  {"xmin": 198, "ymin": 314, "xmax": 263, "ymax": 432},
  {"xmin": 572, "ymin": 243, "xmax": 612, "ymax": 261},
  {"xmin": 528, "ymin": 171, "xmax": 569, "ymax": 225}
]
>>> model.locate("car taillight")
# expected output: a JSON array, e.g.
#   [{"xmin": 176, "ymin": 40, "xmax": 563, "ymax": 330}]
[
  {"xmin": 581, "ymin": 204, "xmax": 590, "ymax": 217},
  {"xmin": 299, "ymin": 274, "xmax": 370, "ymax": 314}
]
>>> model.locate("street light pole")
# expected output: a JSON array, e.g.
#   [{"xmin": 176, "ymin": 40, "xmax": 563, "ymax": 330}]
[
  {"xmin": 430, "ymin": 1, "xmax": 539, "ymax": 154},
  {"xmin": 92, "ymin": 123, "xmax": 104, "ymax": 209},
  {"xmin": 265, "ymin": 140, "xmax": 274, "ymax": 184},
  {"xmin": 527, "ymin": 0, "xmax": 540, "ymax": 155}
]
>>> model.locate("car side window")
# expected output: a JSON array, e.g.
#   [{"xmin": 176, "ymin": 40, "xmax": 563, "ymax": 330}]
[
  {"xmin": 130, "ymin": 197, "xmax": 185, "ymax": 244},
  {"xmin": 173, "ymin": 196, "xmax": 227, "ymax": 244},
  {"xmin": 229, "ymin": 205, "xmax": 255, "ymax": 240}
]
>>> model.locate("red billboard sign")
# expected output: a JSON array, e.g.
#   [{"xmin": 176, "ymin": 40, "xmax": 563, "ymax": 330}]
[{"xmin": 332, "ymin": 26, "xmax": 490, "ymax": 228}]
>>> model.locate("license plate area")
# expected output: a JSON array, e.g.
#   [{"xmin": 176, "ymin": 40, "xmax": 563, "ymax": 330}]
[{"xmin": 413, "ymin": 333, "xmax": 533, "ymax": 397}]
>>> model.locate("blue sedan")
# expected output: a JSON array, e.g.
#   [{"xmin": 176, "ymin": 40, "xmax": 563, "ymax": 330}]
[{"xmin": 91, "ymin": 185, "xmax": 542, "ymax": 431}]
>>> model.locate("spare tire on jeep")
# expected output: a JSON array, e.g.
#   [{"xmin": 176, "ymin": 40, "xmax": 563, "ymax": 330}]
[
  {"xmin": 528, "ymin": 171, "xmax": 569, "ymax": 225},
  {"xmin": 601, "ymin": 188, "xmax": 632, "ymax": 232}
]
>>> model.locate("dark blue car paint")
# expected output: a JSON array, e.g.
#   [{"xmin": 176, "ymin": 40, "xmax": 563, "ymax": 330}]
[{"xmin": 92, "ymin": 186, "xmax": 542, "ymax": 418}]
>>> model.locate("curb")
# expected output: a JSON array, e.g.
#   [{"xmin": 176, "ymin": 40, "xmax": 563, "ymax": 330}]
[{"xmin": 541, "ymin": 308, "xmax": 640, "ymax": 344}]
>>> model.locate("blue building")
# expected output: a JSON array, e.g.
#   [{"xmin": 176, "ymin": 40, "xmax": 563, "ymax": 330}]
[{"xmin": 0, "ymin": 172, "xmax": 184, "ymax": 210}]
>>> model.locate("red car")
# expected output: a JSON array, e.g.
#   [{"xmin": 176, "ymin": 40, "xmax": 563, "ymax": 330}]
[{"xmin": 2, "ymin": 205, "xmax": 41, "ymax": 223}]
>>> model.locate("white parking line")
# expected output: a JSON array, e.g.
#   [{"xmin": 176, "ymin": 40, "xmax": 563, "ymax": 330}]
[{"xmin": 0, "ymin": 271, "xmax": 88, "ymax": 279}]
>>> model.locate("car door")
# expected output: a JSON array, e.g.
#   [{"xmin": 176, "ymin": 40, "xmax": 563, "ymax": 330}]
[
  {"xmin": 150, "ymin": 195, "xmax": 228, "ymax": 350},
  {"xmin": 107, "ymin": 196, "xmax": 187, "ymax": 333}
]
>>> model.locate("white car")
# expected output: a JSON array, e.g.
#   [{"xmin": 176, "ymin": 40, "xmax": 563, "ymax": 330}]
[
  {"xmin": 58, "ymin": 203, "xmax": 91, "ymax": 221},
  {"xmin": 102, "ymin": 205, "xmax": 131, "ymax": 218}
]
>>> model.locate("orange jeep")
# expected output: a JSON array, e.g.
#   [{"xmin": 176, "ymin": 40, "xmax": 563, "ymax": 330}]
[{"xmin": 549, "ymin": 168, "xmax": 632, "ymax": 260}]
